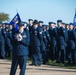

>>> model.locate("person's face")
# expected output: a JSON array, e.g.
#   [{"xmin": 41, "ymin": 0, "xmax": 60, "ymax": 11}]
[
  {"xmin": 39, "ymin": 23, "xmax": 43, "ymax": 26},
  {"xmin": 6, "ymin": 29, "xmax": 9, "ymax": 32},
  {"xmin": 57, "ymin": 22, "xmax": 62, "ymax": 27},
  {"xmin": 23, "ymin": 24, "xmax": 27, "ymax": 28},
  {"xmin": 62, "ymin": 25, "xmax": 65, "ymax": 28},
  {"xmin": 66, "ymin": 25, "xmax": 69, "ymax": 29},
  {"xmin": 18, "ymin": 26, "xmax": 24, "ymax": 30},
  {"xmin": 49, "ymin": 24, "xmax": 55, "ymax": 28},
  {"xmin": 33, "ymin": 24, "xmax": 38, "ymax": 28},
  {"xmin": 29, "ymin": 21, "xmax": 33, "ymax": 25},
  {"xmin": 69, "ymin": 25, "xmax": 73, "ymax": 30},
  {"xmin": 9, "ymin": 25, "xmax": 13, "ymax": 29},
  {"xmin": 43, "ymin": 26, "xmax": 46, "ymax": 30}
]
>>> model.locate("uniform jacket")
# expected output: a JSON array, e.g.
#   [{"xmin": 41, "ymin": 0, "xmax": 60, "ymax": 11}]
[
  {"xmin": 12, "ymin": 30, "xmax": 30, "ymax": 56},
  {"xmin": 30, "ymin": 26, "xmax": 42, "ymax": 47}
]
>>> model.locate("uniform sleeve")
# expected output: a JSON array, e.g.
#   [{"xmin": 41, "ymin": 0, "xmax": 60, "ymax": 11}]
[
  {"xmin": 38, "ymin": 28, "xmax": 43, "ymax": 44},
  {"xmin": 73, "ymin": 30, "xmax": 76, "ymax": 42},
  {"xmin": 43, "ymin": 33, "xmax": 47, "ymax": 47},
  {"xmin": 12, "ymin": 30, "xmax": 18, "ymax": 45},
  {"xmin": 46, "ymin": 30, "xmax": 51, "ymax": 42},
  {"xmin": 21, "ymin": 31, "xmax": 30, "ymax": 46}
]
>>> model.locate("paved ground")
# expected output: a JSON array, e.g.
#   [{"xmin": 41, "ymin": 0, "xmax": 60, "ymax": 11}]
[{"xmin": 0, "ymin": 59, "xmax": 76, "ymax": 75}]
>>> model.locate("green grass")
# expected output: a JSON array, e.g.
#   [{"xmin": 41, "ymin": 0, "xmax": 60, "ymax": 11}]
[
  {"xmin": 6, "ymin": 57, "xmax": 76, "ymax": 69},
  {"xmin": 5, "ymin": 57, "xmax": 12, "ymax": 60},
  {"xmin": 48, "ymin": 60, "xmax": 76, "ymax": 69}
]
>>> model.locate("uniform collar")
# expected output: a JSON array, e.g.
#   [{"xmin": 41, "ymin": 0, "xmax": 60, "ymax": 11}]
[{"xmin": 19, "ymin": 30, "xmax": 24, "ymax": 33}]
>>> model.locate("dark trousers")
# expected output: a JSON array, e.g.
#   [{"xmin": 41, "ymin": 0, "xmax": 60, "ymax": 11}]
[
  {"xmin": 0, "ymin": 43, "xmax": 5, "ymax": 59},
  {"xmin": 32, "ymin": 46, "xmax": 42, "ymax": 65},
  {"xmin": 68, "ymin": 49, "xmax": 75, "ymax": 64},
  {"xmin": 50, "ymin": 46, "xmax": 57, "ymax": 60},
  {"xmin": 28, "ymin": 46, "xmax": 32, "ymax": 59},
  {"xmin": 71, "ymin": 49, "xmax": 75, "ymax": 64},
  {"xmin": 66, "ymin": 47, "xmax": 69, "ymax": 61},
  {"xmin": 10, "ymin": 55, "xmax": 27, "ymax": 75},
  {"xmin": 60, "ymin": 49, "xmax": 66, "ymax": 63},
  {"xmin": 56, "ymin": 43, "xmax": 60, "ymax": 62},
  {"xmin": 42, "ymin": 50, "xmax": 49, "ymax": 64}
]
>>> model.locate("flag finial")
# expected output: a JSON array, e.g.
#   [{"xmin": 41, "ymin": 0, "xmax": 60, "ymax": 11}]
[{"xmin": 16, "ymin": 9, "xmax": 18, "ymax": 13}]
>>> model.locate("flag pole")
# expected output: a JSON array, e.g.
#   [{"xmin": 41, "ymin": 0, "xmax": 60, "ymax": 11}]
[{"xmin": 16, "ymin": 9, "xmax": 18, "ymax": 13}]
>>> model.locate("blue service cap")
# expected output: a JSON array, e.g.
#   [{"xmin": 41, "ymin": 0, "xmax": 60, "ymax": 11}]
[
  {"xmin": 57, "ymin": 20, "xmax": 62, "ymax": 23},
  {"xmin": 28, "ymin": 19, "xmax": 33, "ymax": 21},
  {"xmin": 42, "ymin": 24, "xmax": 48, "ymax": 28},
  {"xmin": 42, "ymin": 24, "xmax": 47, "ymax": 27},
  {"xmin": 18, "ymin": 22, "xmax": 24, "ymax": 26},
  {"xmin": 39, "ymin": 21, "xmax": 43, "ymax": 23},
  {"xmin": 33, "ymin": 19, "xmax": 38, "ymax": 25},
  {"xmin": 21, "ymin": 21, "xmax": 28, "ymax": 25},
  {"xmin": 49, "ymin": 22, "xmax": 56, "ymax": 25},
  {"xmin": 4, "ymin": 23, "xmax": 9, "ymax": 25},
  {"xmin": 62, "ymin": 23, "xmax": 66, "ymax": 25},
  {"xmin": 69, "ymin": 23, "xmax": 73, "ymax": 25}
]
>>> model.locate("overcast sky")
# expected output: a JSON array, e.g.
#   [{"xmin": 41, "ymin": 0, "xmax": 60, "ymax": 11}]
[{"xmin": 0, "ymin": 0, "xmax": 76, "ymax": 24}]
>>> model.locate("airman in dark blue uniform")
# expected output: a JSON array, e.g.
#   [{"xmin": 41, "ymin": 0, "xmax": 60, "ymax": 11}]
[
  {"xmin": 38, "ymin": 21, "xmax": 45, "ymax": 64},
  {"xmin": 0, "ymin": 22, "xmax": 5, "ymax": 59},
  {"xmin": 28, "ymin": 19, "xmax": 33, "ymax": 32},
  {"xmin": 9, "ymin": 24, "xmax": 13, "ymax": 45},
  {"xmin": 28, "ymin": 19, "xmax": 33, "ymax": 59},
  {"xmin": 56, "ymin": 20, "xmax": 66, "ymax": 64},
  {"xmin": 10, "ymin": 22, "xmax": 30, "ymax": 75},
  {"xmin": 43, "ymin": 25, "xmax": 50, "ymax": 64},
  {"xmin": 67, "ymin": 23, "xmax": 76, "ymax": 65},
  {"xmin": 65, "ymin": 24, "xmax": 69, "ymax": 60},
  {"xmin": 22, "ymin": 22, "xmax": 29, "ymax": 31},
  {"xmin": 74, "ymin": 26, "xmax": 76, "ymax": 52},
  {"xmin": 74, "ymin": 26, "xmax": 76, "ymax": 54},
  {"xmin": 3, "ymin": 27, "xmax": 12, "ymax": 57},
  {"xmin": 2, "ymin": 23, "xmax": 6, "ymax": 32},
  {"xmin": 62, "ymin": 23, "xmax": 68, "ymax": 61},
  {"xmin": 48, "ymin": 22, "xmax": 57, "ymax": 60},
  {"xmin": 30, "ymin": 20, "xmax": 42, "ymax": 66}
]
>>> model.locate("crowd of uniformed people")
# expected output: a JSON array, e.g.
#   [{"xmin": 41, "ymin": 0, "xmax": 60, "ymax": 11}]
[{"xmin": 0, "ymin": 19, "xmax": 76, "ymax": 67}]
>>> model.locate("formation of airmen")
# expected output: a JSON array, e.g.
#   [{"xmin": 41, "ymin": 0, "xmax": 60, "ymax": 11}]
[{"xmin": 0, "ymin": 19, "xmax": 76, "ymax": 67}]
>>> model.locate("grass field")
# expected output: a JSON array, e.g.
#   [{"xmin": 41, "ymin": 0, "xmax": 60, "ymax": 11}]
[
  {"xmin": 6, "ymin": 57, "xmax": 76, "ymax": 69},
  {"xmin": 48, "ymin": 60, "xmax": 76, "ymax": 69}
]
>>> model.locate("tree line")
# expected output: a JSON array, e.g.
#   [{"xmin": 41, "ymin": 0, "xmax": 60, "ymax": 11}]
[{"xmin": 0, "ymin": 12, "xmax": 10, "ymax": 22}]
